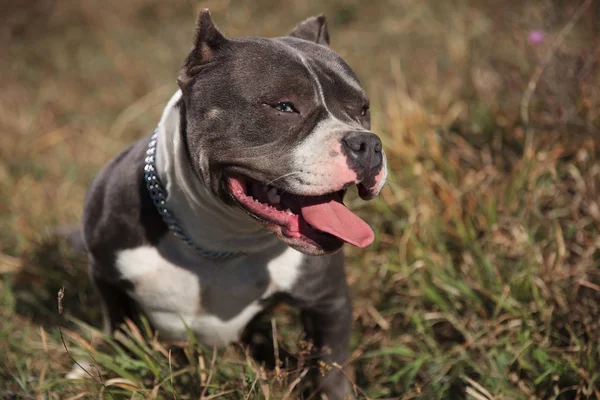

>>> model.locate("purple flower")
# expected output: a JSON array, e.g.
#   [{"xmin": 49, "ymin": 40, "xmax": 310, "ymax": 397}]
[{"xmin": 528, "ymin": 30, "xmax": 545, "ymax": 44}]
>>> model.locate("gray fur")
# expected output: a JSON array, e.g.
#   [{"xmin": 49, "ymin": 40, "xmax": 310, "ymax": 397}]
[{"xmin": 82, "ymin": 10, "xmax": 386, "ymax": 399}]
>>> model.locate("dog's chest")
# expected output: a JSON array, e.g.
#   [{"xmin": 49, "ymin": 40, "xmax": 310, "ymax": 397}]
[{"xmin": 115, "ymin": 245, "xmax": 304, "ymax": 346}]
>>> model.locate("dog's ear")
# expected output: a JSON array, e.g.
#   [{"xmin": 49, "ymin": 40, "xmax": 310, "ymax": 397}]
[
  {"xmin": 178, "ymin": 9, "xmax": 229, "ymax": 88},
  {"xmin": 288, "ymin": 14, "xmax": 330, "ymax": 46}
]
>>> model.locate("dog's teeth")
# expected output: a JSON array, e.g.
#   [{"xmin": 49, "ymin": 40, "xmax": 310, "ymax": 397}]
[
  {"xmin": 267, "ymin": 187, "xmax": 280, "ymax": 204},
  {"xmin": 285, "ymin": 208, "xmax": 293, "ymax": 215}
]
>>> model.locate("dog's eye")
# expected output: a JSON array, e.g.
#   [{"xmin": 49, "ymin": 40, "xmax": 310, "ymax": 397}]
[
  {"xmin": 272, "ymin": 102, "xmax": 297, "ymax": 113},
  {"xmin": 360, "ymin": 105, "xmax": 369, "ymax": 116}
]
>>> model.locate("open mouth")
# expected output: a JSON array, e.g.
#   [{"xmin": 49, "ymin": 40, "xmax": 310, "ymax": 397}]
[{"xmin": 227, "ymin": 176, "xmax": 374, "ymax": 253}]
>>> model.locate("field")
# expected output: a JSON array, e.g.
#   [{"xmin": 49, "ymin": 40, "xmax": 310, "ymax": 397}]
[{"xmin": 1, "ymin": 0, "xmax": 600, "ymax": 399}]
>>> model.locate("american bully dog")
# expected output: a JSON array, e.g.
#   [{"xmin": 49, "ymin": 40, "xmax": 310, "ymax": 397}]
[{"xmin": 82, "ymin": 9, "xmax": 387, "ymax": 399}]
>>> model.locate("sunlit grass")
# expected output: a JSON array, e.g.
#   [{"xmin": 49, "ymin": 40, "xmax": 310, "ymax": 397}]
[{"xmin": 1, "ymin": 0, "xmax": 599, "ymax": 399}]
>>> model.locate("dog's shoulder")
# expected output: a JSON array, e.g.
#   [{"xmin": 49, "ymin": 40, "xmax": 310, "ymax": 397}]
[{"xmin": 83, "ymin": 135, "xmax": 167, "ymax": 268}]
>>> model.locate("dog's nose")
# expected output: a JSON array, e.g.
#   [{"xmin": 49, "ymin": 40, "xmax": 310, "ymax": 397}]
[{"xmin": 342, "ymin": 131, "xmax": 382, "ymax": 170}]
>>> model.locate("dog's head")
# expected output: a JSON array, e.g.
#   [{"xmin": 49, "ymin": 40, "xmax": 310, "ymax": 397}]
[{"xmin": 177, "ymin": 10, "xmax": 387, "ymax": 255}]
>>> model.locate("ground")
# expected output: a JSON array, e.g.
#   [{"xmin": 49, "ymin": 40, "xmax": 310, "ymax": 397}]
[{"xmin": 1, "ymin": 0, "xmax": 599, "ymax": 399}]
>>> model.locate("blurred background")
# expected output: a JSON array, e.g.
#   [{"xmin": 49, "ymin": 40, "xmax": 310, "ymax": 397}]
[{"xmin": 1, "ymin": 0, "xmax": 599, "ymax": 398}]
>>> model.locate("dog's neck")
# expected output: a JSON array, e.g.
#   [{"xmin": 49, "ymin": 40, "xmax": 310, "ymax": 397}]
[{"xmin": 154, "ymin": 90, "xmax": 279, "ymax": 254}]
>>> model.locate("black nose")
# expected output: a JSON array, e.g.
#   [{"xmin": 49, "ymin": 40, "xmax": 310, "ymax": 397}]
[{"xmin": 342, "ymin": 131, "xmax": 383, "ymax": 170}]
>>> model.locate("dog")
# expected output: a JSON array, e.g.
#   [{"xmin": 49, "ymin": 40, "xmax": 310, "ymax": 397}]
[{"xmin": 82, "ymin": 9, "xmax": 387, "ymax": 399}]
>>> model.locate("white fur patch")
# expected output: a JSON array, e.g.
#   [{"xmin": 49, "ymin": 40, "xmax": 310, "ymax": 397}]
[
  {"xmin": 290, "ymin": 116, "xmax": 360, "ymax": 194},
  {"xmin": 157, "ymin": 90, "xmax": 182, "ymax": 133},
  {"xmin": 115, "ymin": 245, "xmax": 303, "ymax": 346},
  {"xmin": 374, "ymin": 151, "xmax": 388, "ymax": 193},
  {"xmin": 116, "ymin": 246, "xmax": 202, "ymax": 315},
  {"xmin": 267, "ymin": 246, "xmax": 303, "ymax": 291}
]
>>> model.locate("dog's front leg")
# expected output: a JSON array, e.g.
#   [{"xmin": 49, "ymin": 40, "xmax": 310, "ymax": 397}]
[
  {"xmin": 89, "ymin": 261, "xmax": 141, "ymax": 336},
  {"xmin": 300, "ymin": 285, "xmax": 355, "ymax": 400}
]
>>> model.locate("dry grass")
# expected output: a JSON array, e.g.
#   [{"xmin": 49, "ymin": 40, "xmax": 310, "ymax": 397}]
[{"xmin": 1, "ymin": 0, "xmax": 600, "ymax": 399}]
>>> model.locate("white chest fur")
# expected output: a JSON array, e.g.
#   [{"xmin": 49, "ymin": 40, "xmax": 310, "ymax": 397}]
[{"xmin": 115, "ymin": 245, "xmax": 304, "ymax": 347}]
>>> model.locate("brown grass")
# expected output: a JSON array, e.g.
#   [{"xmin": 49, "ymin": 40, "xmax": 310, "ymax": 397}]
[{"xmin": 1, "ymin": 0, "xmax": 600, "ymax": 399}]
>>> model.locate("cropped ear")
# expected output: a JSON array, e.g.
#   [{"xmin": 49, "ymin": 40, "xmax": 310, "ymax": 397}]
[
  {"xmin": 288, "ymin": 14, "xmax": 330, "ymax": 46},
  {"xmin": 178, "ymin": 9, "xmax": 229, "ymax": 87}
]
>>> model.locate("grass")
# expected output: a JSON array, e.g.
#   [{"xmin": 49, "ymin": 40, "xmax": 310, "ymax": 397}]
[{"xmin": 1, "ymin": 0, "xmax": 600, "ymax": 398}]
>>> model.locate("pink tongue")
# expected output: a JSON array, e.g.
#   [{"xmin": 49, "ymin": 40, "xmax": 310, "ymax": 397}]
[{"xmin": 300, "ymin": 200, "xmax": 374, "ymax": 248}]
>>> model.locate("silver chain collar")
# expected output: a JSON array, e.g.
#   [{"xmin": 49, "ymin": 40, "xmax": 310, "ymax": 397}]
[{"xmin": 144, "ymin": 129, "xmax": 245, "ymax": 259}]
